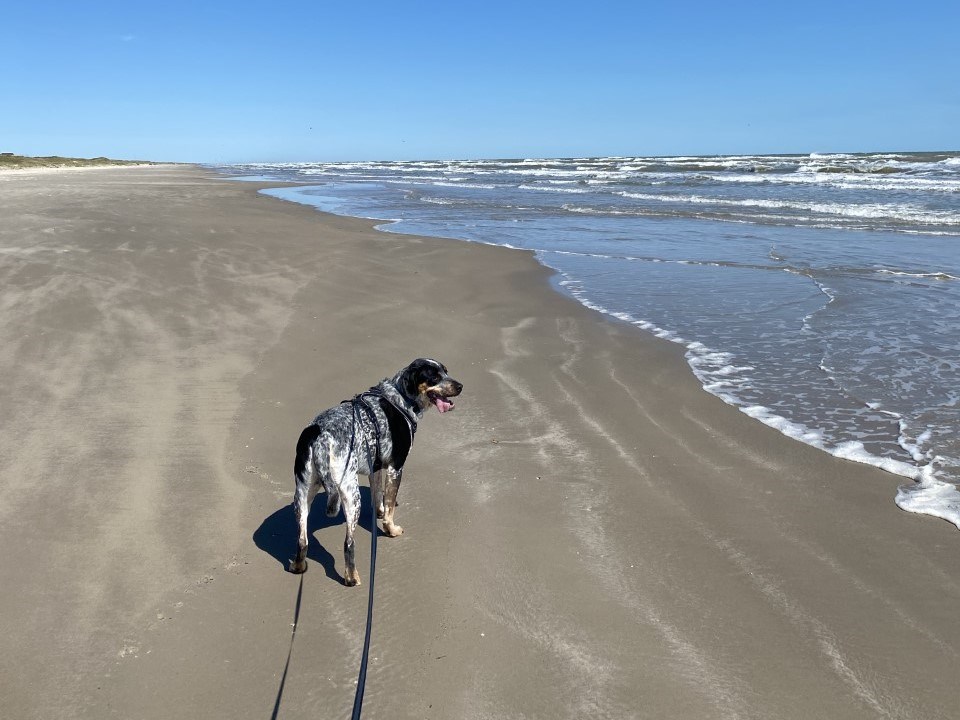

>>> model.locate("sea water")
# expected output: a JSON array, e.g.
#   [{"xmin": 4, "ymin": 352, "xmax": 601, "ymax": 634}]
[{"xmin": 218, "ymin": 152, "xmax": 960, "ymax": 528}]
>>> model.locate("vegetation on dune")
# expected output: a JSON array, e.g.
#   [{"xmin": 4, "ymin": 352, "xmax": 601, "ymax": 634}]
[{"xmin": 0, "ymin": 153, "xmax": 162, "ymax": 169}]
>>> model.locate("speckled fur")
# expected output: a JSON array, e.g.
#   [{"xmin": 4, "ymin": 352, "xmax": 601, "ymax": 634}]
[{"xmin": 290, "ymin": 358, "xmax": 462, "ymax": 584}]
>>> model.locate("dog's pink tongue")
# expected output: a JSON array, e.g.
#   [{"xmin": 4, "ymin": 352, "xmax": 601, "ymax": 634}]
[{"xmin": 433, "ymin": 396, "xmax": 455, "ymax": 413}]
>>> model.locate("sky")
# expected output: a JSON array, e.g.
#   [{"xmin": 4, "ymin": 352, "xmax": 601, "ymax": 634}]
[{"xmin": 1, "ymin": 1, "xmax": 958, "ymax": 163}]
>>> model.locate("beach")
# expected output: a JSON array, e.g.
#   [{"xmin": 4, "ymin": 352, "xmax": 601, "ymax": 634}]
[{"xmin": 2, "ymin": 164, "xmax": 959, "ymax": 719}]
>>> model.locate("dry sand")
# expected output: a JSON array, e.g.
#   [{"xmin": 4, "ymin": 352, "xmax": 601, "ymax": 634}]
[{"xmin": 1, "ymin": 165, "xmax": 959, "ymax": 720}]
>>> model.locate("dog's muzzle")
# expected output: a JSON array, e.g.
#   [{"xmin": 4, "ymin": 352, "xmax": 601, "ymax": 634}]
[{"xmin": 428, "ymin": 379, "xmax": 463, "ymax": 414}]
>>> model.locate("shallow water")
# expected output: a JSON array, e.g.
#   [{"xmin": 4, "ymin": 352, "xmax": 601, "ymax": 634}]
[{"xmin": 218, "ymin": 152, "xmax": 960, "ymax": 528}]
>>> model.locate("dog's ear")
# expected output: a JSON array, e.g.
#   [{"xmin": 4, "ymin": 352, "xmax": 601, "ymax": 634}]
[
  {"xmin": 400, "ymin": 367, "xmax": 417, "ymax": 398},
  {"xmin": 398, "ymin": 358, "xmax": 443, "ymax": 399},
  {"xmin": 399, "ymin": 360, "xmax": 427, "ymax": 399}
]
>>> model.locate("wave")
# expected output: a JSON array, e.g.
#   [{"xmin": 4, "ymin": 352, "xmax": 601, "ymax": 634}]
[
  {"xmin": 226, "ymin": 153, "xmax": 960, "ymax": 236},
  {"xmin": 710, "ymin": 173, "xmax": 960, "ymax": 193},
  {"xmin": 428, "ymin": 180, "xmax": 499, "ymax": 189},
  {"xmin": 228, "ymin": 154, "xmax": 960, "ymax": 203},
  {"xmin": 802, "ymin": 164, "xmax": 901, "ymax": 175},
  {"xmin": 418, "ymin": 195, "xmax": 535, "ymax": 211},
  {"xmin": 541, "ymin": 249, "xmax": 960, "ymax": 284},
  {"xmin": 519, "ymin": 184, "xmax": 592, "ymax": 194},
  {"xmin": 418, "ymin": 196, "xmax": 476, "ymax": 206},
  {"xmin": 875, "ymin": 269, "xmax": 959, "ymax": 280},
  {"xmin": 231, "ymin": 151, "xmax": 959, "ymax": 171},
  {"xmin": 559, "ymin": 203, "xmax": 960, "ymax": 234},
  {"xmin": 614, "ymin": 192, "xmax": 960, "ymax": 225}
]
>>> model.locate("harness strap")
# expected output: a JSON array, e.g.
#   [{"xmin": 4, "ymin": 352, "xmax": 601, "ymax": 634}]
[{"xmin": 347, "ymin": 390, "xmax": 417, "ymax": 472}]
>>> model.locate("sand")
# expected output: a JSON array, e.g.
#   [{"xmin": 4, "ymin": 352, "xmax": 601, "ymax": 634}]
[{"xmin": 1, "ymin": 165, "xmax": 958, "ymax": 720}]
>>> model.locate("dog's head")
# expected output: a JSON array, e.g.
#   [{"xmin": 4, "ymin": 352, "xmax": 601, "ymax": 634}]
[{"xmin": 395, "ymin": 358, "xmax": 463, "ymax": 414}]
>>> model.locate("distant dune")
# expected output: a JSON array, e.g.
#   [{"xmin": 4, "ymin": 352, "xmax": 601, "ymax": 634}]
[{"xmin": 0, "ymin": 153, "xmax": 162, "ymax": 169}]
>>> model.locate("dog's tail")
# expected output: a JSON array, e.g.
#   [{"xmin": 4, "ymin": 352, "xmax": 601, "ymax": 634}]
[{"xmin": 294, "ymin": 424, "xmax": 322, "ymax": 486}]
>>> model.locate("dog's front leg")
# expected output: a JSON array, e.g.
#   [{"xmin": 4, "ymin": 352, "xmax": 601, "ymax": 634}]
[
  {"xmin": 381, "ymin": 466, "xmax": 404, "ymax": 537},
  {"xmin": 372, "ymin": 470, "xmax": 386, "ymax": 520},
  {"xmin": 340, "ymin": 481, "xmax": 362, "ymax": 586}
]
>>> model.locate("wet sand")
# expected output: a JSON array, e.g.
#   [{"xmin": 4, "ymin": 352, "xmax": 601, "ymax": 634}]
[{"xmin": 2, "ymin": 165, "xmax": 959, "ymax": 719}]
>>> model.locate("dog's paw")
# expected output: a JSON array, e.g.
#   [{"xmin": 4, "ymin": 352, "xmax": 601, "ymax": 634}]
[
  {"xmin": 289, "ymin": 559, "xmax": 308, "ymax": 574},
  {"xmin": 344, "ymin": 572, "xmax": 362, "ymax": 587},
  {"xmin": 383, "ymin": 523, "xmax": 404, "ymax": 538},
  {"xmin": 376, "ymin": 506, "xmax": 385, "ymax": 520}
]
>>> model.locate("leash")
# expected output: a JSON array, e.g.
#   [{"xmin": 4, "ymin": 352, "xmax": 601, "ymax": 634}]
[
  {"xmin": 270, "ymin": 574, "xmax": 304, "ymax": 720},
  {"xmin": 350, "ymin": 474, "xmax": 377, "ymax": 720},
  {"xmin": 346, "ymin": 390, "xmax": 414, "ymax": 720},
  {"xmin": 346, "ymin": 394, "xmax": 380, "ymax": 720}
]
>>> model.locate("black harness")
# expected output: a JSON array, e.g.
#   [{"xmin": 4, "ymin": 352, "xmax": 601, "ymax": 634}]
[{"xmin": 342, "ymin": 389, "xmax": 418, "ymax": 474}]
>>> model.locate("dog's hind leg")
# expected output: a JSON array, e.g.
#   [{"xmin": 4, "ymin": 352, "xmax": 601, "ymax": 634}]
[
  {"xmin": 290, "ymin": 426, "xmax": 322, "ymax": 574},
  {"xmin": 290, "ymin": 479, "xmax": 311, "ymax": 574},
  {"xmin": 340, "ymin": 480, "xmax": 363, "ymax": 586}
]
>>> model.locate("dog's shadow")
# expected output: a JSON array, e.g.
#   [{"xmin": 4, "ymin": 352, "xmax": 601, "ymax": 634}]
[{"xmin": 253, "ymin": 486, "xmax": 380, "ymax": 585}]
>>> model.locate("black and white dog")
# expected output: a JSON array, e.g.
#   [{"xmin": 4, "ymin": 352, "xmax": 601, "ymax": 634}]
[{"xmin": 290, "ymin": 358, "xmax": 463, "ymax": 584}]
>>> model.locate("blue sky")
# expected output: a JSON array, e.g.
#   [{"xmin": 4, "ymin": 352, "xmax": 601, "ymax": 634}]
[{"xmin": 2, "ymin": 1, "xmax": 957, "ymax": 162}]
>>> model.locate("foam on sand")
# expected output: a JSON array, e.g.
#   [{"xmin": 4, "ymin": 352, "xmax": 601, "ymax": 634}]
[{"xmin": 547, "ymin": 259, "xmax": 960, "ymax": 530}]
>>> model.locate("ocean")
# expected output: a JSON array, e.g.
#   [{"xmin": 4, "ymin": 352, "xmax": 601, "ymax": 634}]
[{"xmin": 217, "ymin": 152, "xmax": 960, "ymax": 528}]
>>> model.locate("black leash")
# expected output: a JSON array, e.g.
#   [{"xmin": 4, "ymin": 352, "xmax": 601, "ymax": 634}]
[
  {"xmin": 346, "ymin": 390, "xmax": 414, "ymax": 720},
  {"xmin": 345, "ymin": 394, "xmax": 379, "ymax": 720},
  {"xmin": 350, "ymin": 476, "xmax": 377, "ymax": 720},
  {"xmin": 270, "ymin": 575, "xmax": 304, "ymax": 720}
]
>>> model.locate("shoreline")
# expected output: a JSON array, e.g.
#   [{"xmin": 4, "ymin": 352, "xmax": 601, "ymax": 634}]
[
  {"xmin": 2, "ymin": 165, "xmax": 959, "ymax": 719},
  {"xmin": 253, "ymin": 178, "xmax": 960, "ymax": 531}
]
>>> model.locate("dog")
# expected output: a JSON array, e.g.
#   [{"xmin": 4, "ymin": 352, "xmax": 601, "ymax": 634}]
[{"xmin": 290, "ymin": 358, "xmax": 463, "ymax": 584}]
